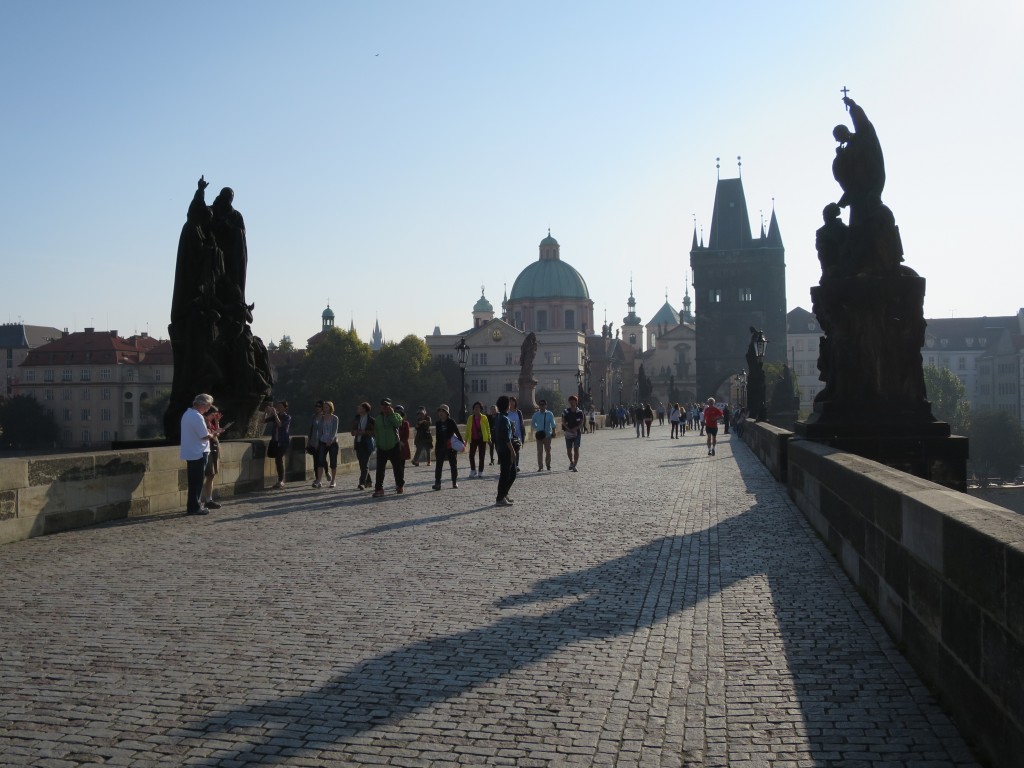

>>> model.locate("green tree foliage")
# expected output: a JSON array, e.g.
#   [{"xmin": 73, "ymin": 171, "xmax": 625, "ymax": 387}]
[
  {"xmin": 922, "ymin": 365, "xmax": 971, "ymax": 435},
  {"xmin": 764, "ymin": 361, "xmax": 798, "ymax": 399},
  {"xmin": 969, "ymin": 409, "xmax": 1024, "ymax": 480},
  {"xmin": 138, "ymin": 389, "xmax": 171, "ymax": 439},
  {"xmin": 0, "ymin": 395, "xmax": 60, "ymax": 449},
  {"xmin": 368, "ymin": 336, "xmax": 449, "ymax": 412},
  {"xmin": 297, "ymin": 328, "xmax": 373, "ymax": 415},
  {"xmin": 535, "ymin": 387, "xmax": 565, "ymax": 415},
  {"xmin": 277, "ymin": 335, "xmax": 295, "ymax": 352}
]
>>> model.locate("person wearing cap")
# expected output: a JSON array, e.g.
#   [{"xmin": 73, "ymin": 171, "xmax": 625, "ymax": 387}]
[
  {"xmin": 432, "ymin": 404, "xmax": 464, "ymax": 490},
  {"xmin": 179, "ymin": 393, "xmax": 220, "ymax": 516},
  {"xmin": 530, "ymin": 398, "xmax": 556, "ymax": 471},
  {"xmin": 562, "ymin": 394, "xmax": 585, "ymax": 471},
  {"xmin": 372, "ymin": 397, "xmax": 405, "ymax": 496}
]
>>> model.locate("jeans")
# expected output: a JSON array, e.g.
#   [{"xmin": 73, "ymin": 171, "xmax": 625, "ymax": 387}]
[
  {"xmin": 186, "ymin": 454, "xmax": 208, "ymax": 513},
  {"xmin": 496, "ymin": 448, "xmax": 517, "ymax": 501},
  {"xmin": 469, "ymin": 439, "xmax": 486, "ymax": 472},
  {"xmin": 375, "ymin": 445, "xmax": 405, "ymax": 490}
]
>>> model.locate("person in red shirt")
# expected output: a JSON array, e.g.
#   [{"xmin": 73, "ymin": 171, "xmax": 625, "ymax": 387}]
[{"xmin": 703, "ymin": 397, "xmax": 724, "ymax": 456}]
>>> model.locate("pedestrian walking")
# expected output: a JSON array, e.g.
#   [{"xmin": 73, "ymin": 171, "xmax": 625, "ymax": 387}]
[
  {"xmin": 467, "ymin": 401, "xmax": 491, "ymax": 478},
  {"xmin": 722, "ymin": 403, "xmax": 731, "ymax": 434},
  {"xmin": 487, "ymin": 404, "xmax": 499, "ymax": 466},
  {"xmin": 265, "ymin": 400, "xmax": 291, "ymax": 488},
  {"xmin": 493, "ymin": 395, "xmax": 518, "ymax": 506},
  {"xmin": 531, "ymin": 399, "xmax": 556, "ymax": 471},
  {"xmin": 508, "ymin": 396, "xmax": 525, "ymax": 468},
  {"xmin": 179, "ymin": 393, "xmax": 219, "ymax": 516},
  {"xmin": 562, "ymin": 394, "xmax": 584, "ymax": 471},
  {"xmin": 432, "ymin": 404, "xmax": 464, "ymax": 490},
  {"xmin": 351, "ymin": 401, "xmax": 375, "ymax": 489},
  {"xmin": 412, "ymin": 406, "xmax": 433, "ymax": 466},
  {"xmin": 316, "ymin": 401, "xmax": 340, "ymax": 488},
  {"xmin": 634, "ymin": 404, "xmax": 644, "ymax": 438},
  {"xmin": 643, "ymin": 403, "xmax": 654, "ymax": 437},
  {"xmin": 396, "ymin": 405, "xmax": 412, "ymax": 465},
  {"xmin": 704, "ymin": 397, "xmax": 724, "ymax": 456},
  {"xmin": 669, "ymin": 403, "xmax": 680, "ymax": 439},
  {"xmin": 373, "ymin": 398, "xmax": 405, "ymax": 497},
  {"xmin": 588, "ymin": 407, "xmax": 597, "ymax": 433}
]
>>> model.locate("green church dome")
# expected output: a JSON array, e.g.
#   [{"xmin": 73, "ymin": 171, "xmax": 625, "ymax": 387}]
[
  {"xmin": 322, "ymin": 305, "xmax": 335, "ymax": 319},
  {"xmin": 473, "ymin": 291, "xmax": 494, "ymax": 312},
  {"xmin": 509, "ymin": 259, "xmax": 590, "ymax": 301}
]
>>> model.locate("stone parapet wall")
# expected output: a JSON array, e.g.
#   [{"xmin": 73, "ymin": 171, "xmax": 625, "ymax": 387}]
[
  {"xmin": 739, "ymin": 420, "xmax": 792, "ymax": 482},
  {"xmin": 787, "ymin": 438, "xmax": 1024, "ymax": 768},
  {"xmin": 0, "ymin": 437, "xmax": 344, "ymax": 545}
]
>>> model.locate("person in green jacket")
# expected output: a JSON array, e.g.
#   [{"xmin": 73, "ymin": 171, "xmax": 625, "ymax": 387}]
[{"xmin": 372, "ymin": 397, "xmax": 405, "ymax": 497}]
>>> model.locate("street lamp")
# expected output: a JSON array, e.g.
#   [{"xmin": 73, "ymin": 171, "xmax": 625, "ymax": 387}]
[
  {"xmin": 737, "ymin": 371, "xmax": 747, "ymax": 409},
  {"xmin": 754, "ymin": 329, "xmax": 769, "ymax": 361},
  {"xmin": 575, "ymin": 369, "xmax": 583, "ymax": 404},
  {"xmin": 599, "ymin": 377, "xmax": 605, "ymax": 413},
  {"xmin": 455, "ymin": 337, "xmax": 469, "ymax": 422},
  {"xmin": 581, "ymin": 350, "xmax": 591, "ymax": 409},
  {"xmin": 617, "ymin": 379, "xmax": 623, "ymax": 405}
]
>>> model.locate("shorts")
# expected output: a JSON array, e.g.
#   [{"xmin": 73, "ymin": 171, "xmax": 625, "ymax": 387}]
[
  {"xmin": 706, "ymin": 426, "xmax": 718, "ymax": 437},
  {"xmin": 204, "ymin": 450, "xmax": 220, "ymax": 477},
  {"xmin": 564, "ymin": 432, "xmax": 582, "ymax": 449}
]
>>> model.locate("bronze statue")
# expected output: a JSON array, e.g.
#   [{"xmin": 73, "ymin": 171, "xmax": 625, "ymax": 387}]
[
  {"xmin": 519, "ymin": 332, "xmax": 538, "ymax": 382},
  {"xmin": 832, "ymin": 96, "xmax": 885, "ymax": 226},
  {"xmin": 165, "ymin": 177, "xmax": 273, "ymax": 442}
]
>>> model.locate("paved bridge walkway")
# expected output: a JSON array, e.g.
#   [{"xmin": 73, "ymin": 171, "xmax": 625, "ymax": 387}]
[{"xmin": 1, "ymin": 427, "xmax": 979, "ymax": 767}]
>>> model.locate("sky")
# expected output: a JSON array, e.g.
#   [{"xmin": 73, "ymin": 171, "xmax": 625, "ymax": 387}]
[{"xmin": 2, "ymin": 1, "xmax": 1022, "ymax": 348}]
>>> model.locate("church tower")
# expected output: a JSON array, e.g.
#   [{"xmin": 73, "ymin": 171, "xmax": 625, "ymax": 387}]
[
  {"xmin": 622, "ymin": 278, "xmax": 643, "ymax": 352},
  {"xmin": 321, "ymin": 304, "xmax": 335, "ymax": 332},
  {"xmin": 690, "ymin": 164, "xmax": 787, "ymax": 400},
  {"xmin": 371, "ymin": 318, "xmax": 383, "ymax": 351},
  {"xmin": 472, "ymin": 287, "xmax": 495, "ymax": 328}
]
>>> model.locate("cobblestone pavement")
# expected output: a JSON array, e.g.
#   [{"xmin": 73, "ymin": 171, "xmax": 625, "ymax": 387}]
[{"xmin": 0, "ymin": 428, "xmax": 980, "ymax": 767}]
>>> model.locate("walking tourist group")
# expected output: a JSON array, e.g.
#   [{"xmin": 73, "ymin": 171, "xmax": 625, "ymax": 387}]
[{"xmin": 179, "ymin": 391, "xmax": 745, "ymax": 516}]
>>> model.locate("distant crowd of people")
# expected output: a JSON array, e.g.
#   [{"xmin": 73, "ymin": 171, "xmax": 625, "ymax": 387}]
[{"xmin": 179, "ymin": 392, "xmax": 748, "ymax": 515}]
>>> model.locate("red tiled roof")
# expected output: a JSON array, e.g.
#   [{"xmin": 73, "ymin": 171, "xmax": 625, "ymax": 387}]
[{"xmin": 20, "ymin": 329, "xmax": 166, "ymax": 366}]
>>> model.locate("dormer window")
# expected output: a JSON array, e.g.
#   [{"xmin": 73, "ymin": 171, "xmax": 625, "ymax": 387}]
[
  {"xmin": 966, "ymin": 338, "xmax": 974, "ymax": 347},
  {"xmin": 979, "ymin": 337, "xmax": 987, "ymax": 347},
  {"xmin": 940, "ymin": 339, "xmax": 948, "ymax": 348}
]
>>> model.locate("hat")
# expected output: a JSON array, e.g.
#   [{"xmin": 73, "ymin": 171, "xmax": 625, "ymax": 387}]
[
  {"xmin": 417, "ymin": 405, "xmax": 427, "ymax": 412},
  {"xmin": 394, "ymin": 404, "xmax": 405, "ymax": 414},
  {"xmin": 380, "ymin": 397, "xmax": 392, "ymax": 406},
  {"xmin": 438, "ymin": 404, "xmax": 450, "ymax": 413}
]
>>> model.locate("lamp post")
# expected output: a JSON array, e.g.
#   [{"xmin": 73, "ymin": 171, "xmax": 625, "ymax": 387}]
[
  {"xmin": 575, "ymin": 368, "xmax": 583, "ymax": 404},
  {"xmin": 617, "ymin": 379, "xmax": 623, "ymax": 406},
  {"xmin": 738, "ymin": 370, "xmax": 747, "ymax": 409},
  {"xmin": 747, "ymin": 328, "xmax": 769, "ymax": 421},
  {"xmin": 455, "ymin": 337, "xmax": 469, "ymax": 422},
  {"xmin": 581, "ymin": 350, "xmax": 591, "ymax": 410},
  {"xmin": 599, "ymin": 377, "xmax": 605, "ymax": 413}
]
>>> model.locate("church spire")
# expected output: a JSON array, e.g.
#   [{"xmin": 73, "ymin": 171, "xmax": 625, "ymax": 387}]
[{"xmin": 766, "ymin": 199, "xmax": 783, "ymax": 247}]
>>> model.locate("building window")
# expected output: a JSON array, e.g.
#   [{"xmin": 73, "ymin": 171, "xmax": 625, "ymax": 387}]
[
  {"xmin": 62, "ymin": 369, "xmax": 73, "ymax": 382},
  {"xmin": 536, "ymin": 310, "xmax": 548, "ymax": 331},
  {"xmin": 479, "ymin": 353, "xmax": 487, "ymax": 365},
  {"xmin": 123, "ymin": 402, "xmax": 134, "ymax": 425},
  {"xmin": 514, "ymin": 311, "xmax": 523, "ymax": 329},
  {"xmin": 564, "ymin": 309, "xmax": 575, "ymax": 330},
  {"xmin": 155, "ymin": 369, "xmax": 162, "ymax": 381},
  {"xmin": 471, "ymin": 379, "xmax": 479, "ymax": 393},
  {"xmin": 100, "ymin": 368, "xmax": 111, "ymax": 380},
  {"xmin": 62, "ymin": 429, "xmax": 71, "ymax": 443},
  {"xmin": 101, "ymin": 430, "xmax": 111, "ymax": 441},
  {"xmin": 795, "ymin": 339, "xmax": 804, "ymax": 352},
  {"xmin": 81, "ymin": 409, "xmax": 91, "ymax": 421},
  {"xmin": 44, "ymin": 389, "xmax": 53, "ymax": 401},
  {"xmin": 504, "ymin": 382, "xmax": 515, "ymax": 392},
  {"xmin": 101, "ymin": 408, "xmax": 112, "ymax": 421},
  {"xmin": 81, "ymin": 429, "xmax": 91, "ymax": 443},
  {"xmin": 80, "ymin": 369, "xmax": 91, "ymax": 382},
  {"xmin": 708, "ymin": 289, "xmax": 722, "ymax": 303},
  {"xmin": 62, "ymin": 408, "xmax": 71, "ymax": 421},
  {"xmin": 62, "ymin": 388, "xmax": 72, "ymax": 400},
  {"xmin": 25, "ymin": 370, "xmax": 37, "ymax": 382},
  {"xmin": 544, "ymin": 352, "xmax": 561, "ymax": 365},
  {"xmin": 82, "ymin": 389, "xmax": 92, "ymax": 400},
  {"xmin": 101, "ymin": 388, "xmax": 111, "ymax": 400},
  {"xmin": 44, "ymin": 369, "xmax": 54, "ymax": 383},
  {"xmin": 552, "ymin": 379, "xmax": 560, "ymax": 392},
  {"xmin": 958, "ymin": 356, "xmax": 966, "ymax": 370},
  {"xmin": 738, "ymin": 287, "xmax": 752, "ymax": 302},
  {"xmin": 125, "ymin": 368, "xmax": 136, "ymax": 382},
  {"xmin": 505, "ymin": 352, "xmax": 515, "ymax": 365}
]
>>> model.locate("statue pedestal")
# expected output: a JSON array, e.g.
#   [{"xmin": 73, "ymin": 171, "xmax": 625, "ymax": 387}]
[
  {"xmin": 799, "ymin": 273, "xmax": 967, "ymax": 491},
  {"xmin": 518, "ymin": 377, "xmax": 538, "ymax": 418}
]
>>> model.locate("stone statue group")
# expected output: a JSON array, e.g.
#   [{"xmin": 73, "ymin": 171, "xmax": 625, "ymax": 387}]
[{"xmin": 164, "ymin": 177, "xmax": 273, "ymax": 442}]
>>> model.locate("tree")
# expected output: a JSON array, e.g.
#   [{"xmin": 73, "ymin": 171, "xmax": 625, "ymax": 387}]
[
  {"xmin": 0, "ymin": 395, "xmax": 60, "ymax": 450},
  {"xmin": 298, "ymin": 328, "xmax": 373, "ymax": 413},
  {"xmin": 277, "ymin": 335, "xmax": 295, "ymax": 352},
  {"xmin": 535, "ymin": 387, "xmax": 565, "ymax": 415},
  {"xmin": 969, "ymin": 410, "xmax": 1024, "ymax": 480},
  {"xmin": 922, "ymin": 365, "xmax": 971, "ymax": 435},
  {"xmin": 367, "ymin": 336, "xmax": 449, "ymax": 411}
]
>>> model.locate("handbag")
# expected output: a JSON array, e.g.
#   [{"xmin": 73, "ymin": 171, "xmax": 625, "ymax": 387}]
[
  {"xmin": 449, "ymin": 435, "xmax": 466, "ymax": 452},
  {"xmin": 536, "ymin": 431, "xmax": 546, "ymax": 440},
  {"xmin": 267, "ymin": 439, "xmax": 282, "ymax": 459}
]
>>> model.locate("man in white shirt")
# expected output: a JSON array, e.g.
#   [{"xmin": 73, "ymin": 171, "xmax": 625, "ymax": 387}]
[{"xmin": 180, "ymin": 393, "xmax": 218, "ymax": 515}]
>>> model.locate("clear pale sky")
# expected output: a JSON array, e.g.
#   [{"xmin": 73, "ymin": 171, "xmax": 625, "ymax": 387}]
[{"xmin": 2, "ymin": 2, "xmax": 1021, "ymax": 348}]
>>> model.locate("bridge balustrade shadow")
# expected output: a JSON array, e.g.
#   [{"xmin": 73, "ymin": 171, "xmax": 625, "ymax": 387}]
[{"xmin": 175, "ymin": 459, "xmax": 974, "ymax": 766}]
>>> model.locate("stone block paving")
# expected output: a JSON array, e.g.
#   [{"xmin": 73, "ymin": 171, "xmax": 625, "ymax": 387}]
[{"xmin": 0, "ymin": 427, "xmax": 979, "ymax": 766}]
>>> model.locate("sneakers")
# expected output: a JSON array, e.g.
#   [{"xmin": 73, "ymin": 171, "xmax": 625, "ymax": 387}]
[
  {"xmin": 504, "ymin": 496, "xmax": 514, "ymax": 504},
  {"xmin": 469, "ymin": 470, "xmax": 478, "ymax": 478},
  {"xmin": 186, "ymin": 508, "xmax": 209, "ymax": 516},
  {"xmin": 328, "ymin": 480, "xmax": 336, "ymax": 488},
  {"xmin": 537, "ymin": 466, "xmax": 544, "ymax": 472},
  {"xmin": 452, "ymin": 482, "xmax": 459, "ymax": 489},
  {"xmin": 312, "ymin": 481, "xmax": 321, "ymax": 488},
  {"xmin": 569, "ymin": 464, "xmax": 578, "ymax": 472},
  {"xmin": 495, "ymin": 497, "xmax": 512, "ymax": 507},
  {"xmin": 203, "ymin": 500, "xmax": 222, "ymax": 510},
  {"xmin": 357, "ymin": 484, "xmax": 365, "ymax": 490},
  {"xmin": 396, "ymin": 486, "xmax": 405, "ymax": 494},
  {"xmin": 272, "ymin": 481, "xmax": 285, "ymax": 489},
  {"xmin": 431, "ymin": 484, "xmax": 441, "ymax": 491},
  {"xmin": 372, "ymin": 489, "xmax": 385, "ymax": 498}
]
